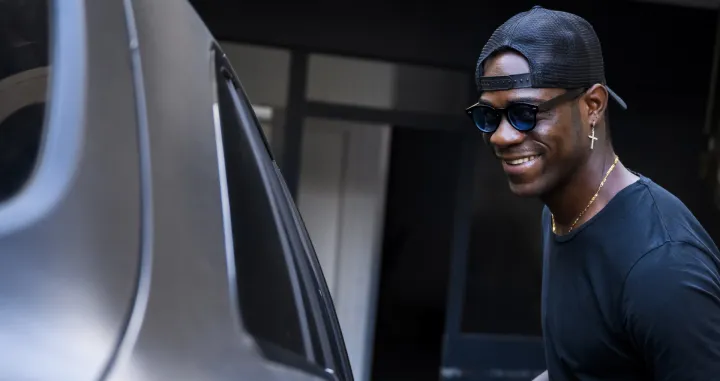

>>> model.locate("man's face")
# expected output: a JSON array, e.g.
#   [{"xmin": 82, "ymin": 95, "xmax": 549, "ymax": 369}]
[{"xmin": 480, "ymin": 51, "xmax": 588, "ymax": 197}]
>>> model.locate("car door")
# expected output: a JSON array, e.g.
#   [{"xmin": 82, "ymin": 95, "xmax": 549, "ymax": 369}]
[
  {"xmin": 0, "ymin": 0, "xmax": 144, "ymax": 379},
  {"xmin": 0, "ymin": 1, "xmax": 353, "ymax": 380},
  {"xmin": 103, "ymin": 0, "xmax": 354, "ymax": 379}
]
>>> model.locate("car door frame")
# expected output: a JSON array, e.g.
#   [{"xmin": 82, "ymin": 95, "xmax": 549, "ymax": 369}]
[{"xmin": 214, "ymin": 44, "xmax": 354, "ymax": 381}]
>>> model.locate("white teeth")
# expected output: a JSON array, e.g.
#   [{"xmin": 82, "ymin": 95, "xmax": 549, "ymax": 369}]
[{"xmin": 506, "ymin": 155, "xmax": 538, "ymax": 165}]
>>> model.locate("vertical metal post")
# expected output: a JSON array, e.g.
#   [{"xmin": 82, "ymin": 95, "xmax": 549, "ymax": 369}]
[
  {"xmin": 273, "ymin": 50, "xmax": 308, "ymax": 200},
  {"xmin": 701, "ymin": 10, "xmax": 720, "ymax": 204},
  {"xmin": 704, "ymin": 9, "xmax": 720, "ymax": 137}
]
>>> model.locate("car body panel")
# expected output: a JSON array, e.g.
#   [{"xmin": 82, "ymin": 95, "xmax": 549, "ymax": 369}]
[{"xmin": 0, "ymin": 1, "xmax": 352, "ymax": 380}]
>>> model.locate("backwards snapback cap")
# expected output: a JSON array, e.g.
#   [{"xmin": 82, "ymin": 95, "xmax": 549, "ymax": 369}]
[{"xmin": 476, "ymin": 6, "xmax": 627, "ymax": 110}]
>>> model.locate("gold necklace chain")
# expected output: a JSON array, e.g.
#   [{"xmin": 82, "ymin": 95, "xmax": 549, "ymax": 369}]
[{"xmin": 552, "ymin": 155, "xmax": 620, "ymax": 235}]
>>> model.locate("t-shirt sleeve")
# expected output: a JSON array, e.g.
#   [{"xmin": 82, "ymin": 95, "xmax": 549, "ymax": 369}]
[{"xmin": 622, "ymin": 241, "xmax": 720, "ymax": 381}]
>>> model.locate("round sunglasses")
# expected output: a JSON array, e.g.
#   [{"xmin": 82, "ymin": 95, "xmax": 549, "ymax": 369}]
[{"xmin": 465, "ymin": 88, "xmax": 587, "ymax": 133}]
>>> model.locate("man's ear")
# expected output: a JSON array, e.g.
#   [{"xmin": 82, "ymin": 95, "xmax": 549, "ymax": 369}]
[{"xmin": 584, "ymin": 84, "xmax": 609, "ymax": 125}]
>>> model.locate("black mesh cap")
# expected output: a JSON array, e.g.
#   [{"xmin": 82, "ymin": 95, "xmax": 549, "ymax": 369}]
[{"xmin": 475, "ymin": 6, "xmax": 627, "ymax": 109}]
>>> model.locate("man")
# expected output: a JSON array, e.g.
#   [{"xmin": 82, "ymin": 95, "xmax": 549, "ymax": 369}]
[{"xmin": 466, "ymin": 6, "xmax": 720, "ymax": 381}]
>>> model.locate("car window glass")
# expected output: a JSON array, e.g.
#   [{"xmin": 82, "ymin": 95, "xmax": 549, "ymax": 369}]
[
  {"xmin": 0, "ymin": 0, "xmax": 49, "ymax": 203},
  {"xmin": 223, "ymin": 56, "xmax": 342, "ymax": 373},
  {"xmin": 215, "ymin": 54, "xmax": 307, "ymax": 359},
  {"xmin": 215, "ymin": 47, "xmax": 345, "ymax": 381}
]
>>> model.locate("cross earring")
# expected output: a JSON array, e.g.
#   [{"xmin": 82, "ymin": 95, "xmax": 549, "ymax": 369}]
[{"xmin": 588, "ymin": 122, "xmax": 598, "ymax": 150}]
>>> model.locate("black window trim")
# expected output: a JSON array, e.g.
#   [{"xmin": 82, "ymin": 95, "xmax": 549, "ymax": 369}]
[
  {"xmin": 274, "ymin": 165, "xmax": 354, "ymax": 381},
  {"xmin": 213, "ymin": 44, "xmax": 345, "ymax": 380},
  {"xmin": 225, "ymin": 75, "xmax": 316, "ymax": 357},
  {"xmin": 213, "ymin": 43, "xmax": 311, "ymax": 360}
]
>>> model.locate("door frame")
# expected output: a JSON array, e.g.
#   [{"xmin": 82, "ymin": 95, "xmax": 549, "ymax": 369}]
[{"xmin": 440, "ymin": 137, "xmax": 546, "ymax": 381}]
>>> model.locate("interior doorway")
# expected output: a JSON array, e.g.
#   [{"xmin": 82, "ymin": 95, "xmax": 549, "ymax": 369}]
[
  {"xmin": 371, "ymin": 127, "xmax": 465, "ymax": 381},
  {"xmin": 296, "ymin": 117, "xmax": 392, "ymax": 381}
]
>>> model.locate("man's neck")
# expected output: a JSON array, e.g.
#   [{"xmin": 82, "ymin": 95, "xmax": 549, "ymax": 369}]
[{"xmin": 542, "ymin": 149, "xmax": 638, "ymax": 232}]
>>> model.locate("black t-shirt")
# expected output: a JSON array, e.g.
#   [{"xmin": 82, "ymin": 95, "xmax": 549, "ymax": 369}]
[{"xmin": 541, "ymin": 175, "xmax": 720, "ymax": 381}]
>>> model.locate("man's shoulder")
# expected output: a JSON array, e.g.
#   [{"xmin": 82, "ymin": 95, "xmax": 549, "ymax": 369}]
[
  {"xmin": 609, "ymin": 176, "xmax": 709, "ymax": 246},
  {"xmin": 563, "ymin": 176, "xmax": 718, "ymax": 289},
  {"xmin": 623, "ymin": 240, "xmax": 720, "ymax": 317},
  {"xmin": 612, "ymin": 176, "xmax": 718, "ymax": 269},
  {"xmin": 628, "ymin": 240, "xmax": 719, "ymax": 280},
  {"xmin": 640, "ymin": 177, "xmax": 693, "ymax": 221}
]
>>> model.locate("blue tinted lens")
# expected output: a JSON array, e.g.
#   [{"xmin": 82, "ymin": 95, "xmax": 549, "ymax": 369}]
[
  {"xmin": 471, "ymin": 106, "xmax": 500, "ymax": 133},
  {"xmin": 507, "ymin": 104, "xmax": 537, "ymax": 131}
]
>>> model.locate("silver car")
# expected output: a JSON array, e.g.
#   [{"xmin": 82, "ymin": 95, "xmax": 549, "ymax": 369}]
[{"xmin": 0, "ymin": 1, "xmax": 353, "ymax": 380}]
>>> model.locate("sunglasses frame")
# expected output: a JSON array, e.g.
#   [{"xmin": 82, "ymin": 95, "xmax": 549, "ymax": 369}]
[{"xmin": 465, "ymin": 87, "xmax": 588, "ymax": 133}]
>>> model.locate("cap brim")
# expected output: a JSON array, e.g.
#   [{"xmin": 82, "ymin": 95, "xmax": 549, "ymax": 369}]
[{"xmin": 606, "ymin": 86, "xmax": 627, "ymax": 110}]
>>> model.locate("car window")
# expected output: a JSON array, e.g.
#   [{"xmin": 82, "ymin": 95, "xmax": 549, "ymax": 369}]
[
  {"xmin": 0, "ymin": 0, "xmax": 49, "ymax": 203},
  {"xmin": 214, "ymin": 49, "xmax": 308, "ymax": 360},
  {"xmin": 213, "ymin": 45, "xmax": 348, "ymax": 380}
]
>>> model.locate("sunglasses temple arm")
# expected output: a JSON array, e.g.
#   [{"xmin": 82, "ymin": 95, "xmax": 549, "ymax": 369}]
[{"xmin": 537, "ymin": 88, "xmax": 585, "ymax": 111}]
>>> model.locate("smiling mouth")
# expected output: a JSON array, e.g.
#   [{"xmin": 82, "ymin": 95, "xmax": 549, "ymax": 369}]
[{"xmin": 504, "ymin": 155, "xmax": 540, "ymax": 166}]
